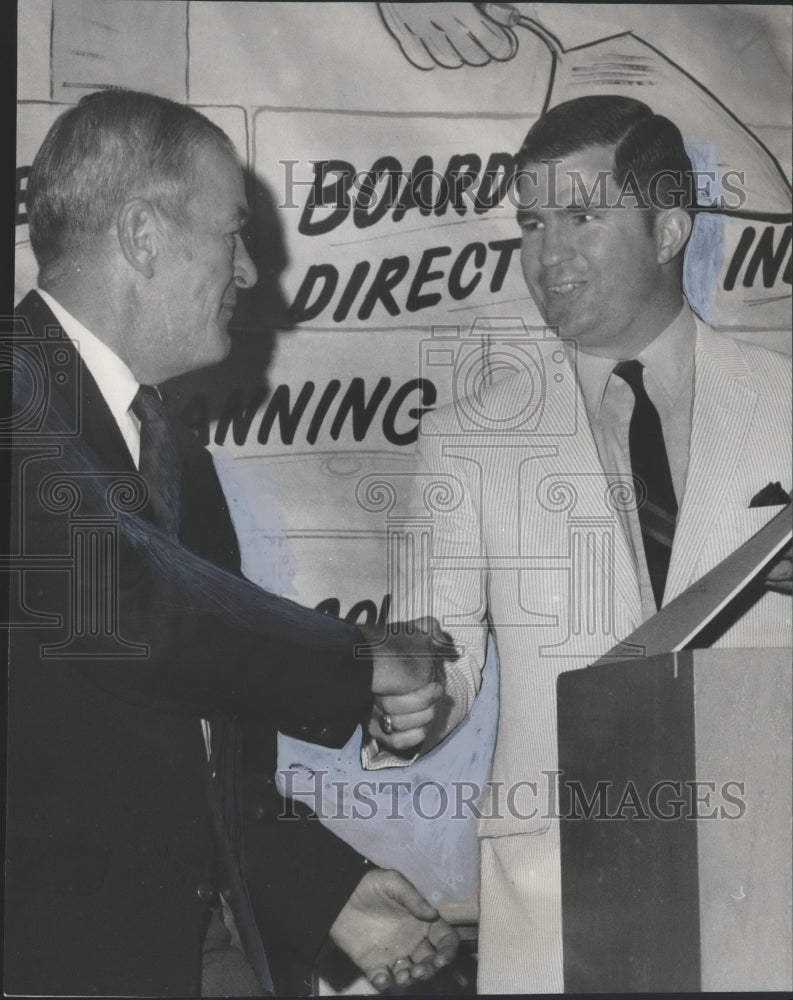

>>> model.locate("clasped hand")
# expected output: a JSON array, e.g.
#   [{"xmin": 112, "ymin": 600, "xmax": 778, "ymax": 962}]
[
  {"xmin": 358, "ymin": 617, "xmax": 459, "ymax": 753},
  {"xmin": 330, "ymin": 869, "xmax": 459, "ymax": 991}
]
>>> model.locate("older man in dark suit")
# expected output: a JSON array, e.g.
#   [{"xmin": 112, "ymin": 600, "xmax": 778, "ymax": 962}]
[{"xmin": 6, "ymin": 89, "xmax": 455, "ymax": 997}]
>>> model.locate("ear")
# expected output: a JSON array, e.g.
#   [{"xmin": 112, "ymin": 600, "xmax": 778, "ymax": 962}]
[
  {"xmin": 116, "ymin": 199, "xmax": 163, "ymax": 278},
  {"xmin": 655, "ymin": 207, "xmax": 692, "ymax": 265}
]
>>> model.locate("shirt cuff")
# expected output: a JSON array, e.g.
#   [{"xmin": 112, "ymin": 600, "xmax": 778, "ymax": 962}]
[
  {"xmin": 443, "ymin": 660, "xmax": 475, "ymax": 719},
  {"xmin": 360, "ymin": 737, "xmax": 419, "ymax": 770}
]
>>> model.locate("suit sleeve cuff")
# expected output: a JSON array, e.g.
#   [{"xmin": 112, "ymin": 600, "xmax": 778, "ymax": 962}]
[{"xmin": 360, "ymin": 737, "xmax": 418, "ymax": 770}]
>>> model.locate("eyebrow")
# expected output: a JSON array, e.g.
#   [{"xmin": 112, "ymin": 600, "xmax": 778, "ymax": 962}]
[
  {"xmin": 516, "ymin": 206, "xmax": 539, "ymax": 225},
  {"xmin": 516, "ymin": 201, "xmax": 601, "ymax": 224}
]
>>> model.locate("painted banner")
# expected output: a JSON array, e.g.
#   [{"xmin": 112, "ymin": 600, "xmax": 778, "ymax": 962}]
[{"xmin": 15, "ymin": 0, "xmax": 792, "ymax": 943}]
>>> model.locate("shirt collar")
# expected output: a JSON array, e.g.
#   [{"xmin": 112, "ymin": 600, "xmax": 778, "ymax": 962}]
[
  {"xmin": 568, "ymin": 299, "xmax": 695, "ymax": 416},
  {"xmin": 638, "ymin": 300, "xmax": 695, "ymax": 407},
  {"xmin": 36, "ymin": 288, "xmax": 141, "ymax": 424}
]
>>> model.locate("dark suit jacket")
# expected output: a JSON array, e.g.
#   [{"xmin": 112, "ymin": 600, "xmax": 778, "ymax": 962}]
[{"xmin": 5, "ymin": 291, "xmax": 372, "ymax": 996}]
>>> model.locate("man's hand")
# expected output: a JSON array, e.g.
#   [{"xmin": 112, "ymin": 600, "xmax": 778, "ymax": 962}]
[
  {"xmin": 369, "ymin": 680, "xmax": 444, "ymax": 753},
  {"xmin": 358, "ymin": 617, "xmax": 458, "ymax": 752},
  {"xmin": 329, "ymin": 869, "xmax": 459, "ymax": 991},
  {"xmin": 361, "ymin": 616, "xmax": 457, "ymax": 696}
]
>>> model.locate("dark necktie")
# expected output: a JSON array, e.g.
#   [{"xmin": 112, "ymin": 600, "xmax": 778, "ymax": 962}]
[
  {"xmin": 613, "ymin": 360, "xmax": 678, "ymax": 609},
  {"xmin": 131, "ymin": 385, "xmax": 182, "ymax": 539},
  {"xmin": 133, "ymin": 387, "xmax": 272, "ymax": 991}
]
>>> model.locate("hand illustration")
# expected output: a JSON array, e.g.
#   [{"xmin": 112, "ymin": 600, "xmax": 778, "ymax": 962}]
[
  {"xmin": 329, "ymin": 868, "xmax": 459, "ymax": 990},
  {"xmin": 378, "ymin": 1, "xmax": 518, "ymax": 70}
]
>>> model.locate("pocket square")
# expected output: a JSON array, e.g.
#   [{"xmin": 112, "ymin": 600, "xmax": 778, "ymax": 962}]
[{"xmin": 749, "ymin": 481, "xmax": 791, "ymax": 507}]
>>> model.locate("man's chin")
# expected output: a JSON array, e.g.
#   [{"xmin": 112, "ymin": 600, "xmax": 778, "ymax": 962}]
[
  {"xmin": 217, "ymin": 331, "xmax": 233, "ymax": 362},
  {"xmin": 541, "ymin": 313, "xmax": 573, "ymax": 341},
  {"xmin": 541, "ymin": 308, "xmax": 595, "ymax": 346},
  {"xmin": 536, "ymin": 301, "xmax": 571, "ymax": 338},
  {"xmin": 203, "ymin": 325, "xmax": 233, "ymax": 367}
]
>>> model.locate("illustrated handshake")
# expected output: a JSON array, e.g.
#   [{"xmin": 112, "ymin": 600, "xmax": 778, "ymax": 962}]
[{"xmin": 358, "ymin": 616, "xmax": 460, "ymax": 754}]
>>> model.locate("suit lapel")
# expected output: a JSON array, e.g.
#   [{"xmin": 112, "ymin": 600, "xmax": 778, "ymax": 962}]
[
  {"xmin": 561, "ymin": 394, "xmax": 643, "ymax": 630},
  {"xmin": 664, "ymin": 320, "xmax": 757, "ymax": 601},
  {"xmin": 518, "ymin": 352, "xmax": 643, "ymax": 629},
  {"xmin": 77, "ymin": 368, "xmax": 137, "ymax": 475},
  {"xmin": 17, "ymin": 292, "xmax": 242, "ymax": 570}
]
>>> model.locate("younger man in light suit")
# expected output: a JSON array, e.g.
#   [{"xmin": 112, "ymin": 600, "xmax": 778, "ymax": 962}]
[{"xmin": 370, "ymin": 95, "xmax": 791, "ymax": 993}]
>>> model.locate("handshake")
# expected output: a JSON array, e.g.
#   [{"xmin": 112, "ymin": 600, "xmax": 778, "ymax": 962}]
[
  {"xmin": 358, "ymin": 616, "xmax": 460, "ymax": 755},
  {"xmin": 324, "ymin": 617, "xmax": 461, "ymax": 991}
]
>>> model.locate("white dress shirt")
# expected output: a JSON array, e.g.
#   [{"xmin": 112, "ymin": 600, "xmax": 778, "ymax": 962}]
[
  {"xmin": 36, "ymin": 287, "xmax": 143, "ymax": 467},
  {"xmin": 569, "ymin": 301, "xmax": 696, "ymax": 618}
]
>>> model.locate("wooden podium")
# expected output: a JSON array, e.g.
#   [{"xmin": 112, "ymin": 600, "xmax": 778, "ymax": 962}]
[
  {"xmin": 558, "ymin": 508, "xmax": 792, "ymax": 990},
  {"xmin": 558, "ymin": 646, "xmax": 791, "ymax": 992}
]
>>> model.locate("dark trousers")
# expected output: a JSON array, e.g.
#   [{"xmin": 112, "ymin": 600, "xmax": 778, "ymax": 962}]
[{"xmin": 201, "ymin": 900, "xmax": 268, "ymax": 997}]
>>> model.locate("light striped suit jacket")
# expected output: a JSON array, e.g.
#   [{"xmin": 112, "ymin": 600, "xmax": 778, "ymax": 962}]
[{"xmin": 411, "ymin": 318, "xmax": 791, "ymax": 838}]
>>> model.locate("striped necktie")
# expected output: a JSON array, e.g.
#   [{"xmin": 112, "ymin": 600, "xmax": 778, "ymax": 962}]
[
  {"xmin": 614, "ymin": 360, "xmax": 677, "ymax": 609},
  {"xmin": 131, "ymin": 385, "xmax": 182, "ymax": 539}
]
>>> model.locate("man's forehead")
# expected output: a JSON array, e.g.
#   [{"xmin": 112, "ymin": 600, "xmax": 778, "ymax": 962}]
[
  {"xmin": 515, "ymin": 144, "xmax": 622, "ymax": 209},
  {"xmin": 189, "ymin": 140, "xmax": 248, "ymax": 218}
]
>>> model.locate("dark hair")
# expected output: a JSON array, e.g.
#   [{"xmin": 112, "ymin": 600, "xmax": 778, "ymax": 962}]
[
  {"xmin": 515, "ymin": 95, "xmax": 696, "ymax": 215},
  {"xmin": 27, "ymin": 88, "xmax": 237, "ymax": 279}
]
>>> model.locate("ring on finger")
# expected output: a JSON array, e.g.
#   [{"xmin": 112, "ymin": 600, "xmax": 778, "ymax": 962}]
[{"xmin": 382, "ymin": 713, "xmax": 393, "ymax": 735}]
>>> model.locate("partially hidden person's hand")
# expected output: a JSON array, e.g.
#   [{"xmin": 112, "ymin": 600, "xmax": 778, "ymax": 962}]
[
  {"xmin": 329, "ymin": 868, "xmax": 459, "ymax": 991},
  {"xmin": 360, "ymin": 616, "xmax": 458, "ymax": 696}
]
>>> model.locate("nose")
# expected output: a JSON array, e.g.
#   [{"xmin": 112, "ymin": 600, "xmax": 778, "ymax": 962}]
[
  {"xmin": 234, "ymin": 234, "xmax": 258, "ymax": 289},
  {"xmin": 538, "ymin": 222, "xmax": 574, "ymax": 268}
]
